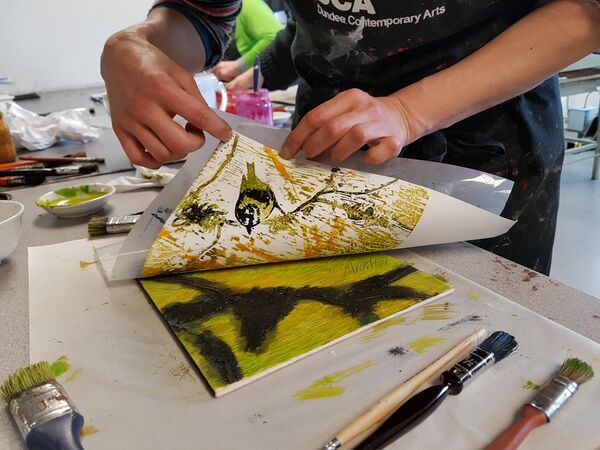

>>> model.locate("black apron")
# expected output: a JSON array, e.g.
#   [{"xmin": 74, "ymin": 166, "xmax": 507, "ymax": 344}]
[{"xmin": 285, "ymin": 0, "xmax": 563, "ymax": 275}]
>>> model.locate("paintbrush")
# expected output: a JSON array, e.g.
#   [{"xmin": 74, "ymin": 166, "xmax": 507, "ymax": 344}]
[
  {"xmin": 1, "ymin": 361, "xmax": 85, "ymax": 450},
  {"xmin": 0, "ymin": 174, "xmax": 47, "ymax": 187},
  {"xmin": 356, "ymin": 331, "xmax": 518, "ymax": 450},
  {"xmin": 486, "ymin": 357, "xmax": 594, "ymax": 450},
  {"xmin": 20, "ymin": 155, "xmax": 105, "ymax": 164},
  {"xmin": 0, "ymin": 161, "xmax": 44, "ymax": 170},
  {"xmin": 0, "ymin": 163, "xmax": 98, "ymax": 177},
  {"xmin": 88, "ymin": 212, "xmax": 142, "ymax": 237},
  {"xmin": 321, "ymin": 328, "xmax": 487, "ymax": 450}
]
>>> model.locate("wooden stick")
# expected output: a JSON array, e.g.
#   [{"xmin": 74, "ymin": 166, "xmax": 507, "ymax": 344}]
[{"xmin": 330, "ymin": 328, "xmax": 487, "ymax": 448}]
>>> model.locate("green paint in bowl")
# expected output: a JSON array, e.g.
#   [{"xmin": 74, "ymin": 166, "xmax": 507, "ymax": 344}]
[{"xmin": 36, "ymin": 185, "xmax": 109, "ymax": 208}]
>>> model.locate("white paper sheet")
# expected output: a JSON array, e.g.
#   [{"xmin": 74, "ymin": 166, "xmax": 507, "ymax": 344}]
[
  {"xmin": 98, "ymin": 116, "xmax": 514, "ymax": 280},
  {"xmin": 30, "ymin": 239, "xmax": 600, "ymax": 450}
]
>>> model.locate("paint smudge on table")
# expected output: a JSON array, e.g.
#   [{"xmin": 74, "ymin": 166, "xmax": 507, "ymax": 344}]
[
  {"xmin": 63, "ymin": 368, "xmax": 83, "ymax": 384},
  {"xmin": 418, "ymin": 302, "xmax": 456, "ymax": 321},
  {"xmin": 437, "ymin": 314, "xmax": 484, "ymax": 331},
  {"xmin": 388, "ymin": 346, "xmax": 409, "ymax": 357},
  {"xmin": 247, "ymin": 413, "xmax": 267, "ymax": 424},
  {"xmin": 522, "ymin": 380, "xmax": 540, "ymax": 390},
  {"xmin": 362, "ymin": 316, "xmax": 410, "ymax": 342},
  {"xmin": 467, "ymin": 291, "xmax": 481, "ymax": 301},
  {"xmin": 79, "ymin": 260, "xmax": 97, "ymax": 270},
  {"xmin": 293, "ymin": 360, "xmax": 374, "ymax": 400},
  {"xmin": 408, "ymin": 336, "xmax": 447, "ymax": 354},
  {"xmin": 80, "ymin": 425, "xmax": 99, "ymax": 437}
]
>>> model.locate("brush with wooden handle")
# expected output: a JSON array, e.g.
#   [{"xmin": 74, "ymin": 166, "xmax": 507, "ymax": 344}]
[
  {"xmin": 321, "ymin": 328, "xmax": 487, "ymax": 450},
  {"xmin": 486, "ymin": 357, "xmax": 594, "ymax": 450},
  {"xmin": 356, "ymin": 330, "xmax": 518, "ymax": 450}
]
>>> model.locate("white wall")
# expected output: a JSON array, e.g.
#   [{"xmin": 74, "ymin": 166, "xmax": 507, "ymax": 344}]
[{"xmin": 0, "ymin": 0, "xmax": 150, "ymax": 95}]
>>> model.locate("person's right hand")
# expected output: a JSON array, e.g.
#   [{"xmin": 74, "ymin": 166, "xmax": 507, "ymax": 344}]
[{"xmin": 101, "ymin": 29, "xmax": 232, "ymax": 168}]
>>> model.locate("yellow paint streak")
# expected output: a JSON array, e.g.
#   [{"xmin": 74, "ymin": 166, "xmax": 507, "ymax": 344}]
[
  {"xmin": 408, "ymin": 336, "xmax": 447, "ymax": 354},
  {"xmin": 80, "ymin": 425, "xmax": 99, "ymax": 437},
  {"xmin": 79, "ymin": 260, "xmax": 97, "ymax": 269},
  {"xmin": 293, "ymin": 361, "xmax": 374, "ymax": 400},
  {"xmin": 263, "ymin": 145, "xmax": 299, "ymax": 202},
  {"xmin": 233, "ymin": 242, "xmax": 286, "ymax": 263},
  {"xmin": 467, "ymin": 291, "xmax": 481, "ymax": 301},
  {"xmin": 63, "ymin": 368, "xmax": 83, "ymax": 384},
  {"xmin": 419, "ymin": 302, "xmax": 456, "ymax": 321},
  {"xmin": 325, "ymin": 216, "xmax": 346, "ymax": 251},
  {"xmin": 302, "ymin": 224, "xmax": 325, "ymax": 258}
]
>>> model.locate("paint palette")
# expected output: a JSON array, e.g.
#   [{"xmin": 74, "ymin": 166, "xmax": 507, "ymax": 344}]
[{"xmin": 36, "ymin": 184, "xmax": 114, "ymax": 218}]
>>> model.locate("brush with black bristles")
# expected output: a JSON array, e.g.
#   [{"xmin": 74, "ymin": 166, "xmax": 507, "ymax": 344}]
[
  {"xmin": 88, "ymin": 212, "xmax": 142, "ymax": 237},
  {"xmin": 486, "ymin": 357, "xmax": 594, "ymax": 450},
  {"xmin": 1, "ymin": 361, "xmax": 85, "ymax": 449},
  {"xmin": 357, "ymin": 331, "xmax": 518, "ymax": 450}
]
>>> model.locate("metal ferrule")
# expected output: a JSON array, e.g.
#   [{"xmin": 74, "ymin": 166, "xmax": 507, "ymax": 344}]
[
  {"xmin": 54, "ymin": 166, "xmax": 82, "ymax": 175},
  {"xmin": 9, "ymin": 381, "xmax": 77, "ymax": 439},
  {"xmin": 106, "ymin": 215, "xmax": 139, "ymax": 234},
  {"xmin": 322, "ymin": 438, "xmax": 341, "ymax": 450},
  {"xmin": 444, "ymin": 348, "xmax": 495, "ymax": 393},
  {"xmin": 530, "ymin": 375, "xmax": 578, "ymax": 420}
]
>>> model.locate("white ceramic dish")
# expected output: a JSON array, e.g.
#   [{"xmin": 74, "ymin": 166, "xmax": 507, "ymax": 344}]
[
  {"xmin": 0, "ymin": 200, "xmax": 24, "ymax": 263},
  {"xmin": 273, "ymin": 111, "xmax": 292, "ymax": 127},
  {"xmin": 36, "ymin": 183, "xmax": 115, "ymax": 218}
]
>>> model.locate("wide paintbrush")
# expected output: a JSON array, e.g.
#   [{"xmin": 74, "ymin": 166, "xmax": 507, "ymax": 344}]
[
  {"xmin": 486, "ymin": 357, "xmax": 594, "ymax": 450},
  {"xmin": 357, "ymin": 331, "xmax": 518, "ymax": 450}
]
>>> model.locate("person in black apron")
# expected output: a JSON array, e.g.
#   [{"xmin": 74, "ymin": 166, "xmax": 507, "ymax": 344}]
[
  {"xmin": 101, "ymin": 1, "xmax": 600, "ymax": 275},
  {"xmin": 274, "ymin": 1, "xmax": 599, "ymax": 275}
]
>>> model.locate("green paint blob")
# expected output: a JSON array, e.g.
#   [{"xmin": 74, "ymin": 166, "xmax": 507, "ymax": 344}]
[
  {"xmin": 50, "ymin": 355, "xmax": 70, "ymax": 377},
  {"xmin": 37, "ymin": 185, "xmax": 108, "ymax": 208},
  {"xmin": 523, "ymin": 380, "xmax": 540, "ymax": 390},
  {"xmin": 79, "ymin": 260, "xmax": 97, "ymax": 269},
  {"xmin": 293, "ymin": 361, "xmax": 374, "ymax": 400},
  {"xmin": 408, "ymin": 336, "xmax": 447, "ymax": 354}
]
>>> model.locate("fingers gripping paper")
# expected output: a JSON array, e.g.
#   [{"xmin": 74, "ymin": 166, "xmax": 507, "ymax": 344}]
[{"xmin": 142, "ymin": 134, "xmax": 431, "ymax": 276}]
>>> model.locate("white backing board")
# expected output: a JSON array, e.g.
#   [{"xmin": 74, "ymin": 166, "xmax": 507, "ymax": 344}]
[{"xmin": 29, "ymin": 238, "xmax": 600, "ymax": 450}]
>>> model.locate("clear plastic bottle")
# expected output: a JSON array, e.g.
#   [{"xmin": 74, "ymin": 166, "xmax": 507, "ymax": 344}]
[
  {"xmin": 0, "ymin": 112, "xmax": 16, "ymax": 163},
  {"xmin": 235, "ymin": 89, "xmax": 273, "ymax": 126}
]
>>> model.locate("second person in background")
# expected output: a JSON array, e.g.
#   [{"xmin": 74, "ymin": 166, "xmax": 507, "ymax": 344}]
[{"xmin": 212, "ymin": 0, "xmax": 282, "ymax": 82}]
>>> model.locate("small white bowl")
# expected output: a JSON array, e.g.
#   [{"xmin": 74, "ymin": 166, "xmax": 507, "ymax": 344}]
[
  {"xmin": 273, "ymin": 111, "xmax": 292, "ymax": 127},
  {"xmin": 0, "ymin": 200, "xmax": 24, "ymax": 263},
  {"xmin": 36, "ymin": 183, "xmax": 115, "ymax": 218}
]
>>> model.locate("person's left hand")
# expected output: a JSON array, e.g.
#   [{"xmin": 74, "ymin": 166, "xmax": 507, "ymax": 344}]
[
  {"xmin": 227, "ymin": 67, "xmax": 263, "ymax": 90},
  {"xmin": 280, "ymin": 89, "xmax": 414, "ymax": 164},
  {"xmin": 212, "ymin": 60, "xmax": 242, "ymax": 82}
]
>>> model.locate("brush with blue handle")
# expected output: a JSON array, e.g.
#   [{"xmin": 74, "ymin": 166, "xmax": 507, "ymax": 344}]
[
  {"xmin": 1, "ymin": 362, "xmax": 85, "ymax": 450},
  {"xmin": 357, "ymin": 331, "xmax": 518, "ymax": 450}
]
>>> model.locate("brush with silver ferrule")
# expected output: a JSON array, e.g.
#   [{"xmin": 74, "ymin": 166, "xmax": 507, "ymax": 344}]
[
  {"xmin": 88, "ymin": 212, "xmax": 142, "ymax": 237},
  {"xmin": 356, "ymin": 331, "xmax": 518, "ymax": 450},
  {"xmin": 486, "ymin": 357, "xmax": 594, "ymax": 450},
  {"xmin": 1, "ymin": 361, "xmax": 85, "ymax": 450}
]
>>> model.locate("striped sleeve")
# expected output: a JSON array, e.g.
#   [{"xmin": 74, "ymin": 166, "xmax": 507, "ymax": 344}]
[{"xmin": 152, "ymin": 0, "xmax": 241, "ymax": 68}]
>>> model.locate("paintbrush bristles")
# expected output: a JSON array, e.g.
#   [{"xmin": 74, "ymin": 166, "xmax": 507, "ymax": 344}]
[
  {"xmin": 0, "ymin": 361, "xmax": 55, "ymax": 403},
  {"xmin": 88, "ymin": 216, "xmax": 108, "ymax": 237},
  {"xmin": 479, "ymin": 331, "xmax": 518, "ymax": 362},
  {"xmin": 559, "ymin": 357, "xmax": 594, "ymax": 385}
]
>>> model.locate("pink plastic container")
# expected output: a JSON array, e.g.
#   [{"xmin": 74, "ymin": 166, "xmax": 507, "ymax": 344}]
[{"xmin": 234, "ymin": 89, "xmax": 273, "ymax": 126}]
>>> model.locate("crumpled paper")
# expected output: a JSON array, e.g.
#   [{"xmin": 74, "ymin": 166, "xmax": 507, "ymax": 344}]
[
  {"xmin": 0, "ymin": 101, "xmax": 100, "ymax": 150},
  {"xmin": 106, "ymin": 165, "xmax": 178, "ymax": 192}
]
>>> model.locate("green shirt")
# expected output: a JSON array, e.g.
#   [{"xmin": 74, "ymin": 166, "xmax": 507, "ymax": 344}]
[{"xmin": 235, "ymin": 0, "xmax": 282, "ymax": 69}]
